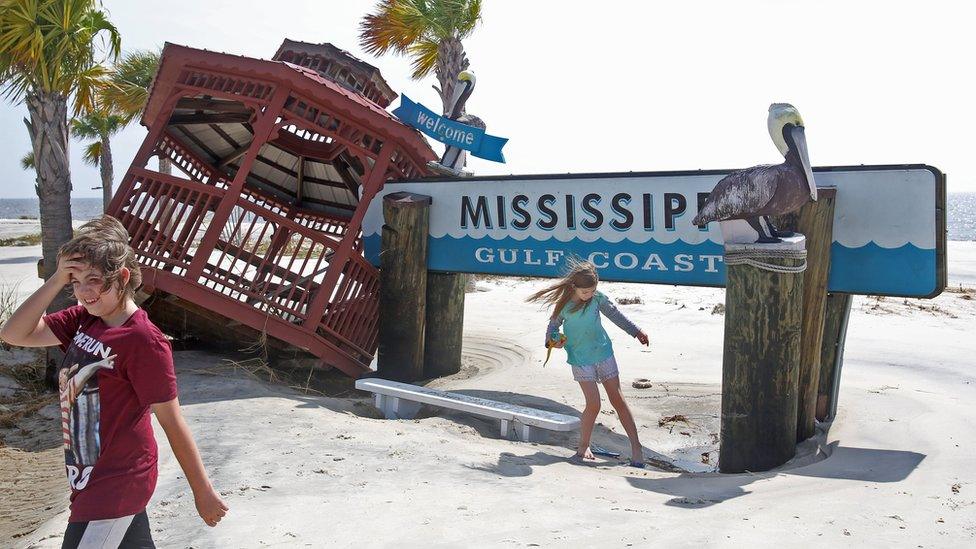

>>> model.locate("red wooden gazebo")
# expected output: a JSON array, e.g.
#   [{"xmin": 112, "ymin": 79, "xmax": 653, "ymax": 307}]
[{"xmin": 107, "ymin": 42, "xmax": 436, "ymax": 376}]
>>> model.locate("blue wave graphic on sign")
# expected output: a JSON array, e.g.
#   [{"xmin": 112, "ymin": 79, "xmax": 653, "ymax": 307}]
[
  {"xmin": 363, "ymin": 234, "xmax": 937, "ymax": 296},
  {"xmin": 828, "ymin": 242, "xmax": 937, "ymax": 297},
  {"xmin": 393, "ymin": 95, "xmax": 507, "ymax": 162}
]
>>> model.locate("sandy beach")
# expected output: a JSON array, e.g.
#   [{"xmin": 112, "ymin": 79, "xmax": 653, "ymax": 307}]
[{"xmin": 2, "ymin": 233, "xmax": 975, "ymax": 547}]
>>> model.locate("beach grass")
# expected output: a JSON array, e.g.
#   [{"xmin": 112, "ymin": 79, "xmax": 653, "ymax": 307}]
[{"xmin": 0, "ymin": 233, "xmax": 41, "ymax": 247}]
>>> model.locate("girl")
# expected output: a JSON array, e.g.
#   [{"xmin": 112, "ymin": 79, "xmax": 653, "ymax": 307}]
[
  {"xmin": 527, "ymin": 259, "xmax": 649, "ymax": 467},
  {"xmin": 0, "ymin": 216, "xmax": 227, "ymax": 547}
]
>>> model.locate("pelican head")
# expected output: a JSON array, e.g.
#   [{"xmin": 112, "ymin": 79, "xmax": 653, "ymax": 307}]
[
  {"xmin": 768, "ymin": 103, "xmax": 817, "ymax": 201},
  {"xmin": 458, "ymin": 70, "xmax": 476, "ymax": 87},
  {"xmin": 447, "ymin": 70, "xmax": 476, "ymax": 118}
]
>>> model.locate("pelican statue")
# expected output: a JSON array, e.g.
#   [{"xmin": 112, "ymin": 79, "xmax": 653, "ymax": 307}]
[
  {"xmin": 693, "ymin": 103, "xmax": 818, "ymax": 243},
  {"xmin": 428, "ymin": 70, "xmax": 485, "ymax": 177}
]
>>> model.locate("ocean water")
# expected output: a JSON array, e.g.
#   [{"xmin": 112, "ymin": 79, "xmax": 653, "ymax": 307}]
[
  {"xmin": 0, "ymin": 197, "xmax": 103, "ymax": 222},
  {"xmin": 1, "ymin": 193, "xmax": 975, "ymax": 241},
  {"xmin": 949, "ymin": 192, "xmax": 976, "ymax": 241}
]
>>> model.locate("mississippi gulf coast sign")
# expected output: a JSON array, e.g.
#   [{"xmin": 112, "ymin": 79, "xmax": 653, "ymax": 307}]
[{"xmin": 362, "ymin": 165, "xmax": 946, "ymax": 298}]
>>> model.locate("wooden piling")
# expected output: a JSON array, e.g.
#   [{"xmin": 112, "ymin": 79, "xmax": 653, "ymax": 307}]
[
  {"xmin": 424, "ymin": 272, "xmax": 466, "ymax": 378},
  {"xmin": 816, "ymin": 292, "xmax": 853, "ymax": 420},
  {"xmin": 377, "ymin": 192, "xmax": 431, "ymax": 382},
  {"xmin": 720, "ymin": 240, "xmax": 805, "ymax": 474},
  {"xmin": 773, "ymin": 187, "xmax": 837, "ymax": 441}
]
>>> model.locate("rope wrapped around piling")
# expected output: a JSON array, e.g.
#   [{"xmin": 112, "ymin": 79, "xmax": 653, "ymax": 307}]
[{"xmin": 724, "ymin": 248, "xmax": 807, "ymax": 274}]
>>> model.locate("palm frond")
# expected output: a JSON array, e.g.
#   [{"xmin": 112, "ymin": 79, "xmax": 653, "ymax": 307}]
[
  {"xmin": 358, "ymin": 0, "xmax": 482, "ymax": 83},
  {"xmin": 102, "ymin": 49, "xmax": 159, "ymax": 120},
  {"xmin": 0, "ymin": 0, "xmax": 120, "ymax": 109},
  {"xmin": 71, "ymin": 109, "xmax": 124, "ymax": 139},
  {"xmin": 81, "ymin": 140, "xmax": 102, "ymax": 167},
  {"xmin": 407, "ymin": 39, "xmax": 439, "ymax": 79},
  {"xmin": 71, "ymin": 63, "xmax": 110, "ymax": 116},
  {"xmin": 359, "ymin": 0, "xmax": 428, "ymax": 56}
]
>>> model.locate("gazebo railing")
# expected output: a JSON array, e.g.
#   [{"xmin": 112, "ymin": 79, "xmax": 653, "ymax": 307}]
[{"xmin": 111, "ymin": 164, "xmax": 380, "ymax": 367}]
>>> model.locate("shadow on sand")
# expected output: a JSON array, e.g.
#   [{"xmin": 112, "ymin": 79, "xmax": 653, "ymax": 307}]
[
  {"xmin": 0, "ymin": 254, "xmax": 41, "ymax": 266},
  {"xmin": 623, "ymin": 442, "xmax": 925, "ymax": 508},
  {"xmin": 172, "ymin": 351, "xmax": 926, "ymax": 511}
]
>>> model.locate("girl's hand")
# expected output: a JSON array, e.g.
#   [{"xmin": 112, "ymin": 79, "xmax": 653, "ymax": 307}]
[
  {"xmin": 636, "ymin": 331, "xmax": 649, "ymax": 346},
  {"xmin": 194, "ymin": 485, "xmax": 229, "ymax": 527},
  {"xmin": 55, "ymin": 254, "xmax": 86, "ymax": 286}
]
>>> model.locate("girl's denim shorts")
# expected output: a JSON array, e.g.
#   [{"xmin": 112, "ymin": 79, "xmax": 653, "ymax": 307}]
[{"xmin": 571, "ymin": 355, "xmax": 619, "ymax": 383}]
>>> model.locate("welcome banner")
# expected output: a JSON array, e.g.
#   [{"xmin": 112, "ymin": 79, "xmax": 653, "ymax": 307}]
[
  {"xmin": 392, "ymin": 95, "xmax": 508, "ymax": 163},
  {"xmin": 362, "ymin": 165, "xmax": 946, "ymax": 298}
]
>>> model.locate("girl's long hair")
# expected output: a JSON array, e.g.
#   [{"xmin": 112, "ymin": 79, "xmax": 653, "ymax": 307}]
[{"xmin": 526, "ymin": 257, "xmax": 599, "ymax": 319}]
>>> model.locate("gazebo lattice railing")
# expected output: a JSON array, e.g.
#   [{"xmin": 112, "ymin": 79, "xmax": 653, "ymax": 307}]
[{"xmin": 108, "ymin": 42, "xmax": 435, "ymax": 376}]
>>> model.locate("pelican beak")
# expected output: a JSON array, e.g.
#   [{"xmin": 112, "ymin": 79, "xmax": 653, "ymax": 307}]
[{"xmin": 789, "ymin": 124, "xmax": 818, "ymax": 201}]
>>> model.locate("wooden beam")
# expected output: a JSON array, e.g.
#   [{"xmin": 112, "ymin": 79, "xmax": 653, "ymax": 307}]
[
  {"xmin": 720, "ymin": 241, "xmax": 804, "ymax": 474},
  {"xmin": 296, "ymin": 156, "xmax": 304, "ymax": 205},
  {"xmin": 378, "ymin": 192, "xmax": 431, "ymax": 382},
  {"xmin": 251, "ymin": 154, "xmax": 347, "ymax": 190},
  {"xmin": 208, "ymin": 123, "xmax": 246, "ymax": 149},
  {"xmin": 332, "ymin": 158, "xmax": 361, "ymax": 200},
  {"xmin": 817, "ymin": 292, "xmax": 853, "ymax": 421},
  {"xmin": 169, "ymin": 112, "xmax": 252, "ymax": 125},
  {"xmin": 218, "ymin": 142, "xmax": 252, "ymax": 169},
  {"xmin": 175, "ymin": 97, "xmax": 253, "ymax": 115},
  {"xmin": 174, "ymin": 126, "xmax": 220, "ymax": 164},
  {"xmin": 244, "ymin": 170, "xmax": 356, "ymax": 212},
  {"xmin": 424, "ymin": 273, "xmax": 465, "ymax": 378},
  {"xmin": 772, "ymin": 187, "xmax": 838, "ymax": 442}
]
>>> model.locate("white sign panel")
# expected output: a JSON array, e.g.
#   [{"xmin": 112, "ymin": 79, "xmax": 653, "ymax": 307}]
[{"xmin": 362, "ymin": 165, "xmax": 946, "ymax": 297}]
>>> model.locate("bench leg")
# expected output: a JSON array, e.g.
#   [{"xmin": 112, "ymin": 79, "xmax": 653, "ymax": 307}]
[
  {"xmin": 499, "ymin": 419, "xmax": 547, "ymax": 442},
  {"xmin": 514, "ymin": 420, "xmax": 547, "ymax": 443},
  {"xmin": 500, "ymin": 419, "xmax": 511, "ymax": 439},
  {"xmin": 377, "ymin": 396, "xmax": 422, "ymax": 420}
]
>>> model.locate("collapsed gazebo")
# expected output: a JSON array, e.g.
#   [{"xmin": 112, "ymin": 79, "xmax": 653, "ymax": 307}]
[{"xmin": 107, "ymin": 41, "xmax": 435, "ymax": 376}]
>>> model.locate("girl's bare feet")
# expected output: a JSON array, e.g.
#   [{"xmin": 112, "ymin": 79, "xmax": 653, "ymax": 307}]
[{"xmin": 576, "ymin": 447, "xmax": 596, "ymax": 460}]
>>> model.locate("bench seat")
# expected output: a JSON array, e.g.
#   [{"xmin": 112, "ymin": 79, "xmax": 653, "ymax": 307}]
[{"xmin": 355, "ymin": 378, "xmax": 580, "ymax": 442}]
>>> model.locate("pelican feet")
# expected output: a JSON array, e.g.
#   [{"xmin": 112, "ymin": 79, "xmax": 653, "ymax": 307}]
[
  {"xmin": 763, "ymin": 216, "xmax": 797, "ymax": 239},
  {"xmin": 746, "ymin": 217, "xmax": 783, "ymax": 244}
]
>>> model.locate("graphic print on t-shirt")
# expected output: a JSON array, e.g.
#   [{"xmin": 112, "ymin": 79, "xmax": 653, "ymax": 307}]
[{"xmin": 58, "ymin": 329, "xmax": 114, "ymax": 491}]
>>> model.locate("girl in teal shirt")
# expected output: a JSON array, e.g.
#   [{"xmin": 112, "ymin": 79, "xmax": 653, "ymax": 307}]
[{"xmin": 527, "ymin": 259, "xmax": 649, "ymax": 467}]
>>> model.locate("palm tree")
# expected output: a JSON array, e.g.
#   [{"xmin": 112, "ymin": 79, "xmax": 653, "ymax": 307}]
[
  {"xmin": 101, "ymin": 49, "xmax": 168, "ymax": 174},
  {"xmin": 71, "ymin": 110, "xmax": 125, "ymax": 211},
  {"xmin": 20, "ymin": 151, "xmax": 35, "ymax": 171},
  {"xmin": 0, "ymin": 0, "xmax": 120, "ymax": 313},
  {"xmin": 359, "ymin": 0, "xmax": 482, "ymax": 116}
]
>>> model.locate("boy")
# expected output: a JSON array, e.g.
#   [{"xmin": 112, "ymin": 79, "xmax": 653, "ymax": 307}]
[{"xmin": 0, "ymin": 216, "xmax": 227, "ymax": 548}]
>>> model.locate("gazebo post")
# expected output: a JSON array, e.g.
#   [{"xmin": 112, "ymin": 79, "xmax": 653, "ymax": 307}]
[
  {"xmin": 186, "ymin": 87, "xmax": 290, "ymax": 280},
  {"xmin": 106, "ymin": 92, "xmax": 183, "ymax": 214},
  {"xmin": 304, "ymin": 143, "xmax": 395, "ymax": 326}
]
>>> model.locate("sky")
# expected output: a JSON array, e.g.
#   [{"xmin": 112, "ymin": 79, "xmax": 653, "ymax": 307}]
[{"xmin": 1, "ymin": 0, "xmax": 974, "ymax": 198}]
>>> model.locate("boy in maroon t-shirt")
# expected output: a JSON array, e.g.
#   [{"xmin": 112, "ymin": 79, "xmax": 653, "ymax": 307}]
[{"xmin": 1, "ymin": 216, "xmax": 227, "ymax": 547}]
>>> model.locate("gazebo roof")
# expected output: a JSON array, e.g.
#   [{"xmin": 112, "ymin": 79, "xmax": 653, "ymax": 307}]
[
  {"xmin": 142, "ymin": 43, "xmax": 436, "ymax": 219},
  {"xmin": 273, "ymin": 39, "xmax": 398, "ymax": 107}
]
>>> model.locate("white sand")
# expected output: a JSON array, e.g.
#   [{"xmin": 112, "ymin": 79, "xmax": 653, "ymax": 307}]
[{"xmin": 5, "ymin": 230, "xmax": 976, "ymax": 548}]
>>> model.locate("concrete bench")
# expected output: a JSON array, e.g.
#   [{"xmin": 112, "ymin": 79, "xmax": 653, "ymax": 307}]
[{"xmin": 355, "ymin": 378, "xmax": 580, "ymax": 442}]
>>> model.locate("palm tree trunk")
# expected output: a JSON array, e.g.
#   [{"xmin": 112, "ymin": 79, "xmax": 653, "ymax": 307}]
[
  {"xmin": 100, "ymin": 132, "xmax": 114, "ymax": 212},
  {"xmin": 430, "ymin": 36, "xmax": 475, "ymax": 357},
  {"xmin": 25, "ymin": 91, "xmax": 75, "ymax": 314},
  {"xmin": 435, "ymin": 36, "xmax": 470, "ymax": 115}
]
